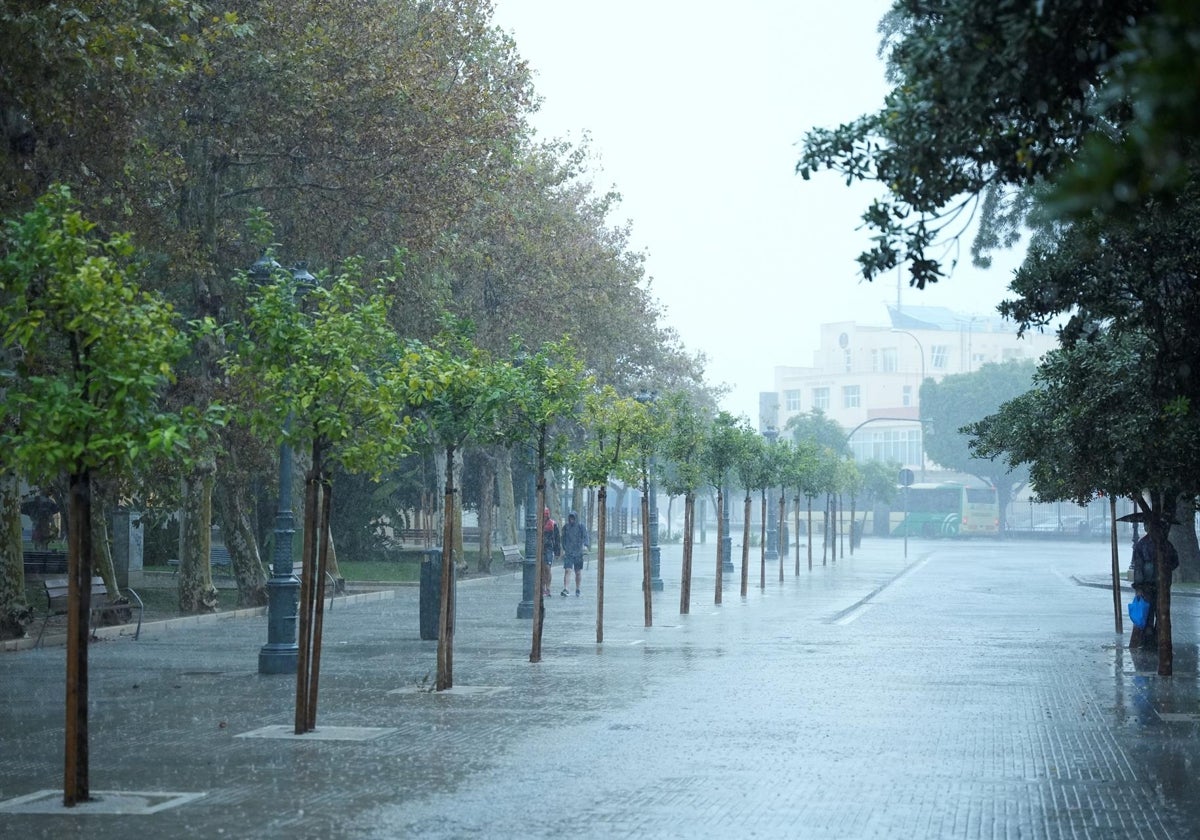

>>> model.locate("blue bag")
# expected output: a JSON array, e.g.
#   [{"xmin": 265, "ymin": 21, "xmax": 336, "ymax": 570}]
[{"xmin": 1128, "ymin": 594, "xmax": 1150, "ymax": 629}]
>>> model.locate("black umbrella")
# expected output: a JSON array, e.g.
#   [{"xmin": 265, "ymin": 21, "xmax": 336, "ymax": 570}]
[{"xmin": 1116, "ymin": 511, "xmax": 1179, "ymax": 525}]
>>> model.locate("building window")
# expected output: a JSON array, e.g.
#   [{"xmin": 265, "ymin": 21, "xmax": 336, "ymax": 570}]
[
  {"xmin": 1002, "ymin": 347, "xmax": 1023, "ymax": 361},
  {"xmin": 902, "ymin": 385, "xmax": 912, "ymax": 407},
  {"xmin": 882, "ymin": 348, "xmax": 898, "ymax": 373},
  {"xmin": 844, "ymin": 349, "xmax": 852, "ymax": 373},
  {"xmin": 930, "ymin": 345, "xmax": 949, "ymax": 369},
  {"xmin": 850, "ymin": 428, "xmax": 922, "ymax": 467},
  {"xmin": 842, "ymin": 385, "xmax": 860, "ymax": 408},
  {"xmin": 871, "ymin": 349, "xmax": 879, "ymax": 372},
  {"xmin": 812, "ymin": 387, "xmax": 829, "ymax": 411},
  {"xmin": 784, "ymin": 389, "xmax": 801, "ymax": 411}
]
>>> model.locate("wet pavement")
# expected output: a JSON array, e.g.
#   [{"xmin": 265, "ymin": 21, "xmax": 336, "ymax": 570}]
[{"xmin": 2, "ymin": 537, "xmax": 1199, "ymax": 838}]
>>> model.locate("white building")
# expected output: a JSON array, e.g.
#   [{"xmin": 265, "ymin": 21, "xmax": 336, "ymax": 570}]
[{"xmin": 770, "ymin": 305, "xmax": 1058, "ymax": 476}]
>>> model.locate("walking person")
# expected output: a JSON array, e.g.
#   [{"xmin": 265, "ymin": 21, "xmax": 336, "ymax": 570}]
[
  {"xmin": 541, "ymin": 507, "xmax": 560, "ymax": 597},
  {"xmin": 1130, "ymin": 523, "xmax": 1179, "ymax": 649},
  {"xmin": 560, "ymin": 511, "xmax": 589, "ymax": 597}
]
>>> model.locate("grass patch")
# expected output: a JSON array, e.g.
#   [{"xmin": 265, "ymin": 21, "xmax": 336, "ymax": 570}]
[{"xmin": 339, "ymin": 560, "xmax": 420, "ymax": 583}]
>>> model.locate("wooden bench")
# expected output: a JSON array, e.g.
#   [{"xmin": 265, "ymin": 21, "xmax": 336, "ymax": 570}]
[
  {"xmin": 622, "ymin": 535, "xmax": 643, "ymax": 550},
  {"xmin": 36, "ymin": 576, "xmax": 143, "ymax": 647},
  {"xmin": 167, "ymin": 544, "xmax": 232, "ymax": 575},
  {"xmin": 23, "ymin": 549, "xmax": 68, "ymax": 574},
  {"xmin": 500, "ymin": 544, "xmax": 524, "ymax": 575}
]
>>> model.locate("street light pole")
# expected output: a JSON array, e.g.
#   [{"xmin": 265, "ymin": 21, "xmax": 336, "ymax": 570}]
[
  {"xmin": 252, "ymin": 255, "xmax": 308, "ymax": 675},
  {"xmin": 763, "ymin": 428, "xmax": 778, "ymax": 563},
  {"xmin": 635, "ymin": 391, "xmax": 663, "ymax": 592},
  {"xmin": 890, "ymin": 328, "xmax": 927, "ymax": 481},
  {"xmin": 517, "ymin": 444, "xmax": 537, "ymax": 619},
  {"xmin": 721, "ymin": 482, "xmax": 734, "ymax": 574}
]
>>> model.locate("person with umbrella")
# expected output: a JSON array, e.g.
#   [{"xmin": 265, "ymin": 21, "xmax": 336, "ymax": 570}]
[{"xmin": 1129, "ymin": 517, "xmax": 1179, "ymax": 649}]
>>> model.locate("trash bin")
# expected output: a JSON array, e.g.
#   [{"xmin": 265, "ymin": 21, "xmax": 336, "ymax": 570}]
[{"xmin": 419, "ymin": 547, "xmax": 455, "ymax": 640}]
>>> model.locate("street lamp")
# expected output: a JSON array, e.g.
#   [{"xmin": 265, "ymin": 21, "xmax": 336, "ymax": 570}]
[
  {"xmin": 890, "ymin": 328, "xmax": 927, "ymax": 481},
  {"xmin": 721, "ymin": 481, "xmax": 734, "ymax": 574},
  {"xmin": 763, "ymin": 427, "xmax": 779, "ymax": 562},
  {"xmin": 512, "ymin": 352, "xmax": 537, "ymax": 620},
  {"xmin": 252, "ymin": 254, "xmax": 314, "ymax": 675},
  {"xmin": 635, "ymin": 391, "xmax": 663, "ymax": 592},
  {"xmin": 517, "ymin": 442, "xmax": 537, "ymax": 619}
]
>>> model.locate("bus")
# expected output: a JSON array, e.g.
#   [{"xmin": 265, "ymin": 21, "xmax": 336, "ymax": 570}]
[{"xmin": 889, "ymin": 482, "xmax": 999, "ymax": 537}]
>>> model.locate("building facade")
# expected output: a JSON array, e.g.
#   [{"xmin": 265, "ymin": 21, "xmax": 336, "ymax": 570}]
[{"xmin": 770, "ymin": 305, "xmax": 1058, "ymax": 476}]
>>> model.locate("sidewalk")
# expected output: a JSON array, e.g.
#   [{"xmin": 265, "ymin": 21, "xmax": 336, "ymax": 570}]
[{"xmin": 2, "ymin": 537, "xmax": 1198, "ymax": 838}]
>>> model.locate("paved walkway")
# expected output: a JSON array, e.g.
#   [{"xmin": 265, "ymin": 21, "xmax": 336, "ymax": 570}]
[{"xmin": 2, "ymin": 537, "xmax": 1198, "ymax": 838}]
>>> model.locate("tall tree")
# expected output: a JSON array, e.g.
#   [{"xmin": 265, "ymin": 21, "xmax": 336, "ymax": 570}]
[
  {"xmin": 798, "ymin": 0, "xmax": 1158, "ymax": 288},
  {"xmin": 969, "ymin": 331, "xmax": 1198, "ymax": 675},
  {"xmin": 920, "ymin": 361, "xmax": 1036, "ymax": 531}
]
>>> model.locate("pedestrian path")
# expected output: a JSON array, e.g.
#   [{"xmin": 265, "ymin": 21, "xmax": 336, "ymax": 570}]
[{"xmin": 1, "ymin": 538, "xmax": 1198, "ymax": 838}]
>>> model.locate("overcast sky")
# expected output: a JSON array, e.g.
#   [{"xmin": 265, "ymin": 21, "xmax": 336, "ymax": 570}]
[{"xmin": 490, "ymin": 1, "xmax": 1024, "ymax": 422}]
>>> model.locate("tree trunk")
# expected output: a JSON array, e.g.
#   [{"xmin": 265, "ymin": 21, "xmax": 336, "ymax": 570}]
[
  {"xmin": 496, "ymin": 447, "xmax": 517, "ymax": 546},
  {"xmin": 478, "ymin": 451, "xmax": 495, "ymax": 574},
  {"xmin": 680, "ymin": 492, "xmax": 693, "ymax": 614},
  {"xmin": 213, "ymin": 473, "xmax": 268, "ymax": 607},
  {"xmin": 178, "ymin": 459, "xmax": 218, "ymax": 613},
  {"xmin": 0, "ymin": 470, "xmax": 31, "ymax": 639},
  {"xmin": 64, "ymin": 468, "xmax": 93, "ymax": 806},
  {"xmin": 437, "ymin": 444, "xmax": 456, "ymax": 691}
]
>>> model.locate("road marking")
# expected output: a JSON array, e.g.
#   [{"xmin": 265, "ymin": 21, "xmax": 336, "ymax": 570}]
[{"xmin": 830, "ymin": 555, "xmax": 932, "ymax": 626}]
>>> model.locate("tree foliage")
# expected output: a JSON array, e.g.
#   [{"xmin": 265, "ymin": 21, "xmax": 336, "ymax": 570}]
[{"xmin": 797, "ymin": 0, "xmax": 1165, "ymax": 288}]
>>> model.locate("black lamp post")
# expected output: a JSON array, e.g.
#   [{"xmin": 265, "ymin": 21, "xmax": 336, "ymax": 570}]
[
  {"xmin": 252, "ymin": 255, "xmax": 313, "ymax": 675},
  {"xmin": 763, "ymin": 427, "xmax": 779, "ymax": 562},
  {"xmin": 517, "ymin": 443, "xmax": 537, "ymax": 619},
  {"xmin": 721, "ymin": 481, "xmax": 734, "ymax": 574},
  {"xmin": 635, "ymin": 391, "xmax": 663, "ymax": 592}
]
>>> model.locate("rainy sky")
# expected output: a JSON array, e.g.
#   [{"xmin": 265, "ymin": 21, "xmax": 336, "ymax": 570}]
[{"xmin": 491, "ymin": 1, "xmax": 1024, "ymax": 421}]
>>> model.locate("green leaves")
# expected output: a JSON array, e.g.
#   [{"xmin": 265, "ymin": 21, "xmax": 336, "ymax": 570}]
[
  {"xmin": 0, "ymin": 186, "xmax": 215, "ymax": 479},
  {"xmin": 224, "ymin": 260, "xmax": 415, "ymax": 478}
]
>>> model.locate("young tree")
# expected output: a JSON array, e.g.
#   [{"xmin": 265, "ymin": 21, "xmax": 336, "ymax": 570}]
[
  {"xmin": 735, "ymin": 431, "xmax": 767, "ymax": 598},
  {"xmin": 0, "ymin": 187, "xmax": 216, "ymax": 804},
  {"xmin": 573, "ymin": 386, "xmax": 646, "ymax": 642},
  {"xmin": 510, "ymin": 339, "xmax": 588, "ymax": 663},
  {"xmin": 401, "ymin": 325, "xmax": 517, "ymax": 691},
  {"xmin": 920, "ymin": 361, "xmax": 1036, "ymax": 531},
  {"xmin": 658, "ymin": 392, "xmax": 707, "ymax": 614},
  {"xmin": 227, "ymin": 257, "xmax": 416, "ymax": 729},
  {"xmin": 779, "ymin": 440, "xmax": 821, "ymax": 575},
  {"xmin": 702, "ymin": 412, "xmax": 747, "ymax": 605}
]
